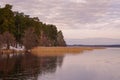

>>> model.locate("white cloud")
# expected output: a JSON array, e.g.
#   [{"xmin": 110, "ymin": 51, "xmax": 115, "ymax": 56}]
[
  {"xmin": 63, "ymin": 28, "xmax": 120, "ymax": 39},
  {"xmin": 70, "ymin": 0, "xmax": 86, "ymax": 3}
]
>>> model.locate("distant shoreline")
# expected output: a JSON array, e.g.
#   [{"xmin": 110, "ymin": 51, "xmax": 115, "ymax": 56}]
[{"xmin": 67, "ymin": 45, "xmax": 120, "ymax": 47}]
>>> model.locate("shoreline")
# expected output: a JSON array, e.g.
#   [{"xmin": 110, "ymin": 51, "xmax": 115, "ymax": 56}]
[
  {"xmin": 0, "ymin": 49, "xmax": 25, "ymax": 54},
  {"xmin": 0, "ymin": 47, "xmax": 104, "ymax": 55}
]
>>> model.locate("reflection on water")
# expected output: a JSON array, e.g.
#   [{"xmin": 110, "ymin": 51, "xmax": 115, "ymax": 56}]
[
  {"xmin": 0, "ymin": 53, "xmax": 64, "ymax": 80},
  {"xmin": 0, "ymin": 48, "xmax": 120, "ymax": 80}
]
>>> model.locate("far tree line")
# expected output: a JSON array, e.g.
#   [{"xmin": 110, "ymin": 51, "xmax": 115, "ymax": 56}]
[{"xmin": 0, "ymin": 4, "xmax": 66, "ymax": 50}]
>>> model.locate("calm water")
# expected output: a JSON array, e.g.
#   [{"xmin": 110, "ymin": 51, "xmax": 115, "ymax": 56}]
[{"xmin": 0, "ymin": 48, "xmax": 120, "ymax": 80}]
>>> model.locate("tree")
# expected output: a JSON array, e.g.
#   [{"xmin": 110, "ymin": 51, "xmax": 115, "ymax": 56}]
[
  {"xmin": 14, "ymin": 12, "xmax": 27, "ymax": 43},
  {"xmin": 22, "ymin": 28, "xmax": 39, "ymax": 50},
  {"xmin": 56, "ymin": 31, "xmax": 66, "ymax": 46},
  {"xmin": 0, "ymin": 34, "xmax": 3, "ymax": 48},
  {"xmin": 4, "ymin": 4, "xmax": 12, "ymax": 9},
  {"xmin": 0, "ymin": 4, "xmax": 15, "ymax": 36},
  {"xmin": 0, "ymin": 4, "xmax": 66, "ymax": 50},
  {"xmin": 3, "ymin": 31, "xmax": 15, "ymax": 49}
]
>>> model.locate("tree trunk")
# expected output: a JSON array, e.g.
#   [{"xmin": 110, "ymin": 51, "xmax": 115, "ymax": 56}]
[{"xmin": 7, "ymin": 43, "xmax": 10, "ymax": 49}]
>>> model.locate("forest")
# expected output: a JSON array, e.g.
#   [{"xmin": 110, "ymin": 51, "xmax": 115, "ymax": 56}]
[{"xmin": 0, "ymin": 4, "xmax": 66, "ymax": 50}]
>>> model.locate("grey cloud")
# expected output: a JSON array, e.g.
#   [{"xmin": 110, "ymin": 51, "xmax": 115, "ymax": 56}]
[{"xmin": 0, "ymin": 0, "xmax": 120, "ymax": 30}]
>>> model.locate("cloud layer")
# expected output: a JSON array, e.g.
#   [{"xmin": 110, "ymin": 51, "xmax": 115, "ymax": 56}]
[{"xmin": 1, "ymin": 0, "xmax": 120, "ymax": 40}]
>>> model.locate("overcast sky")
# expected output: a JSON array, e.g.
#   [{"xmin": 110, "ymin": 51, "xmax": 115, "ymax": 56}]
[{"xmin": 1, "ymin": 0, "xmax": 120, "ymax": 44}]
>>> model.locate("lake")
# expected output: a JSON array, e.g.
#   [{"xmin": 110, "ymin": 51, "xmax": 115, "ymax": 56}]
[{"xmin": 0, "ymin": 48, "xmax": 120, "ymax": 80}]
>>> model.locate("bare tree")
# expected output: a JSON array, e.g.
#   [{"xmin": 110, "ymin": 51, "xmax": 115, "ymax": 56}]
[
  {"xmin": 3, "ymin": 31, "xmax": 15, "ymax": 49},
  {"xmin": 0, "ymin": 34, "xmax": 3, "ymax": 48},
  {"xmin": 22, "ymin": 27, "xmax": 39, "ymax": 50},
  {"xmin": 39, "ymin": 30, "xmax": 50, "ymax": 46},
  {"xmin": 57, "ymin": 31, "xmax": 66, "ymax": 46}
]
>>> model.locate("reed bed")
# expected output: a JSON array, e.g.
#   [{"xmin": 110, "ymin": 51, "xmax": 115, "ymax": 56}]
[
  {"xmin": 31, "ymin": 47, "xmax": 103, "ymax": 56},
  {"xmin": 0, "ymin": 47, "xmax": 104, "ymax": 56}
]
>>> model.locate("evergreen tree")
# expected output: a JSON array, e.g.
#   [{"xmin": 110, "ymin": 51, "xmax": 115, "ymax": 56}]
[{"xmin": 0, "ymin": 4, "xmax": 66, "ymax": 50}]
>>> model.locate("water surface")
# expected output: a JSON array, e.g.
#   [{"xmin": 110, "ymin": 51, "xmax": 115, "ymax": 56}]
[{"xmin": 0, "ymin": 48, "xmax": 120, "ymax": 80}]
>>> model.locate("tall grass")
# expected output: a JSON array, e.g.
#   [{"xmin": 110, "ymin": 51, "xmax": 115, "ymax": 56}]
[
  {"xmin": 31, "ymin": 47, "xmax": 103, "ymax": 56},
  {"xmin": 0, "ymin": 47, "xmax": 104, "ymax": 56}
]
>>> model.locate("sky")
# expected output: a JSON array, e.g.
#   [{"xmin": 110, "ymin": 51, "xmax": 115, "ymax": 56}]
[{"xmin": 1, "ymin": 0, "xmax": 120, "ymax": 44}]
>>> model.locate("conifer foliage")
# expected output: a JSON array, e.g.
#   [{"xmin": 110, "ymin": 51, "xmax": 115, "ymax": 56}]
[{"xmin": 0, "ymin": 4, "xmax": 66, "ymax": 49}]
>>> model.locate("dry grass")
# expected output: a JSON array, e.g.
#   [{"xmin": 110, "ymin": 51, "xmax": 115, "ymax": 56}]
[
  {"xmin": 0, "ymin": 49, "xmax": 25, "ymax": 54},
  {"xmin": 0, "ymin": 47, "xmax": 104, "ymax": 56},
  {"xmin": 31, "ymin": 47, "xmax": 104, "ymax": 56}
]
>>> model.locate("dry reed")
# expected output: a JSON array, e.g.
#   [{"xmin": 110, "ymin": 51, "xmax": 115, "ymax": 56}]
[{"xmin": 31, "ymin": 47, "xmax": 104, "ymax": 56}]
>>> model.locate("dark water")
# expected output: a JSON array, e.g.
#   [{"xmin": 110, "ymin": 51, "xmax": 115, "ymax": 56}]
[{"xmin": 0, "ymin": 48, "xmax": 120, "ymax": 80}]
